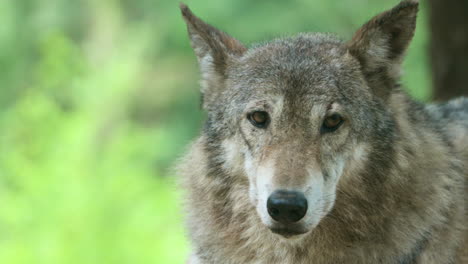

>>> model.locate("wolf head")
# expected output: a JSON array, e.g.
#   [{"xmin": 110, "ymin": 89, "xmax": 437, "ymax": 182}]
[{"xmin": 181, "ymin": 1, "xmax": 418, "ymax": 238}]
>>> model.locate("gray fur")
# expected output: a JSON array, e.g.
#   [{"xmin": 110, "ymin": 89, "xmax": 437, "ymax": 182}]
[{"xmin": 179, "ymin": 1, "xmax": 467, "ymax": 263}]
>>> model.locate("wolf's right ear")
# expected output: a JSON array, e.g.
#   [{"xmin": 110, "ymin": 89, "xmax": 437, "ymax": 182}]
[
  {"xmin": 346, "ymin": 0, "xmax": 418, "ymax": 100},
  {"xmin": 180, "ymin": 4, "xmax": 246, "ymax": 107}
]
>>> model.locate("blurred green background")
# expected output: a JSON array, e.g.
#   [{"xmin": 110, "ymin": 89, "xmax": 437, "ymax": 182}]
[{"xmin": 0, "ymin": 0, "xmax": 430, "ymax": 263}]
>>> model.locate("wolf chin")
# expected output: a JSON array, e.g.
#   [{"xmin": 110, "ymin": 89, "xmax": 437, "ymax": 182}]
[{"xmin": 178, "ymin": 1, "xmax": 468, "ymax": 263}]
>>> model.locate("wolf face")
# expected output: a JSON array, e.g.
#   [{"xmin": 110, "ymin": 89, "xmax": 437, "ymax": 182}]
[
  {"xmin": 181, "ymin": 1, "xmax": 418, "ymax": 238},
  {"xmin": 221, "ymin": 41, "xmax": 376, "ymax": 237}
]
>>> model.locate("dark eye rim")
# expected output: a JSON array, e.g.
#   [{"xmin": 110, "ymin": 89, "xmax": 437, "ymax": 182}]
[
  {"xmin": 320, "ymin": 113, "xmax": 344, "ymax": 134},
  {"xmin": 247, "ymin": 111, "xmax": 270, "ymax": 128}
]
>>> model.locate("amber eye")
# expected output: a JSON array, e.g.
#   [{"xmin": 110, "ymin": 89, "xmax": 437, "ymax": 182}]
[
  {"xmin": 321, "ymin": 113, "xmax": 344, "ymax": 133},
  {"xmin": 248, "ymin": 111, "xmax": 270, "ymax": 128}
]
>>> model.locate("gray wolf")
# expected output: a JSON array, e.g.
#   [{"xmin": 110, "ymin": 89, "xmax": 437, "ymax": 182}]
[{"xmin": 179, "ymin": 1, "xmax": 468, "ymax": 263}]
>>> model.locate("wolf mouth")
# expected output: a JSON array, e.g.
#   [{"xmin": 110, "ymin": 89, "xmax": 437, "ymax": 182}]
[{"xmin": 269, "ymin": 227, "xmax": 309, "ymax": 238}]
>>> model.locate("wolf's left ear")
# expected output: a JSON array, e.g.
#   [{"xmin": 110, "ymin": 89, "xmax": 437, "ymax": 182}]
[
  {"xmin": 346, "ymin": 0, "xmax": 418, "ymax": 100},
  {"xmin": 180, "ymin": 4, "xmax": 246, "ymax": 107}
]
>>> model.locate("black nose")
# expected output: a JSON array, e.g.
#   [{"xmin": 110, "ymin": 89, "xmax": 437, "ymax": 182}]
[{"xmin": 267, "ymin": 190, "xmax": 308, "ymax": 224}]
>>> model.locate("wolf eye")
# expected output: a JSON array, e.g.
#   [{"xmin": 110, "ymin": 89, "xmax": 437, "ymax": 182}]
[
  {"xmin": 321, "ymin": 113, "xmax": 343, "ymax": 133},
  {"xmin": 248, "ymin": 111, "xmax": 270, "ymax": 128}
]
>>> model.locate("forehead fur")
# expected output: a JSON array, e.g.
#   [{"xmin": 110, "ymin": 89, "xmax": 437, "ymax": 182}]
[
  {"xmin": 247, "ymin": 33, "xmax": 343, "ymax": 59},
  {"xmin": 239, "ymin": 33, "xmax": 348, "ymax": 78},
  {"xmin": 226, "ymin": 33, "xmax": 365, "ymax": 106}
]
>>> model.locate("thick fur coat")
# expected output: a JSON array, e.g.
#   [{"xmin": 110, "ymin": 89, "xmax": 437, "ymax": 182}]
[{"xmin": 179, "ymin": 1, "xmax": 468, "ymax": 263}]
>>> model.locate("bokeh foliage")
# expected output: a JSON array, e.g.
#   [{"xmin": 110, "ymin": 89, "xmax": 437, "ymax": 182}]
[{"xmin": 0, "ymin": 0, "xmax": 429, "ymax": 263}]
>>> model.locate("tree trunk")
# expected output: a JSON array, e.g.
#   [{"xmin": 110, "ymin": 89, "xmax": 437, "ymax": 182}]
[{"xmin": 428, "ymin": 0, "xmax": 468, "ymax": 101}]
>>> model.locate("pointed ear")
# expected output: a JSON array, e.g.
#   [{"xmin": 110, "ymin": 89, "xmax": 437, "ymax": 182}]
[
  {"xmin": 346, "ymin": 0, "xmax": 418, "ymax": 100},
  {"xmin": 180, "ymin": 3, "xmax": 246, "ymax": 107}
]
